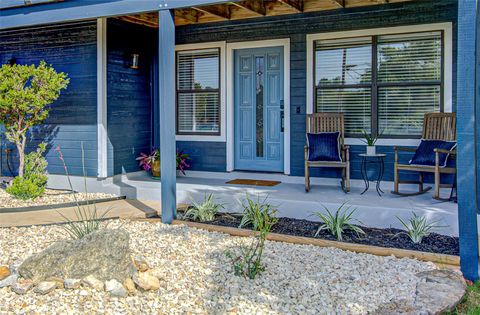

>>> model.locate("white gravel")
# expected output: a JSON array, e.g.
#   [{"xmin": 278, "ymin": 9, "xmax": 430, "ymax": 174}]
[
  {"xmin": 0, "ymin": 220, "xmax": 436, "ymax": 314},
  {"xmin": 0, "ymin": 188, "xmax": 116, "ymax": 209}
]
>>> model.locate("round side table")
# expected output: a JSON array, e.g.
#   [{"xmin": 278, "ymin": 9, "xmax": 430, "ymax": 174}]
[{"xmin": 359, "ymin": 153, "xmax": 386, "ymax": 196}]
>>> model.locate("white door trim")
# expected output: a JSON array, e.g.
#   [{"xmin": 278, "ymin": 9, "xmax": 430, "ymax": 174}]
[
  {"xmin": 97, "ymin": 18, "xmax": 108, "ymax": 178},
  {"xmin": 226, "ymin": 38, "xmax": 291, "ymax": 175}
]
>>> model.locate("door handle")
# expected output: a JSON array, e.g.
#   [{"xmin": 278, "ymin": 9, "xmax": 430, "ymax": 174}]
[{"xmin": 280, "ymin": 100, "xmax": 284, "ymax": 133}]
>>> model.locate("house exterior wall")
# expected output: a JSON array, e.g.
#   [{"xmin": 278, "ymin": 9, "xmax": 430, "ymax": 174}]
[
  {"xmin": 175, "ymin": 0, "xmax": 458, "ymax": 181},
  {"xmin": 106, "ymin": 20, "xmax": 155, "ymax": 176},
  {"xmin": 0, "ymin": 21, "xmax": 98, "ymax": 177}
]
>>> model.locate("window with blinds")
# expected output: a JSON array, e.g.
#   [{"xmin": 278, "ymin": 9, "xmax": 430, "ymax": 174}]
[
  {"xmin": 314, "ymin": 31, "xmax": 443, "ymax": 137},
  {"xmin": 176, "ymin": 48, "xmax": 220, "ymax": 135}
]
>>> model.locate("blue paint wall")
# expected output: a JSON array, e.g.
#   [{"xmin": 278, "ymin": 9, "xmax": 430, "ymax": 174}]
[
  {"xmin": 176, "ymin": 0, "xmax": 458, "ymax": 181},
  {"xmin": 106, "ymin": 20, "xmax": 155, "ymax": 176},
  {"xmin": 0, "ymin": 21, "xmax": 98, "ymax": 177}
]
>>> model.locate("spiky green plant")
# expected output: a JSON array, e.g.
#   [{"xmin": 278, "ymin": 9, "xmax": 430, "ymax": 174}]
[
  {"xmin": 396, "ymin": 212, "xmax": 443, "ymax": 244},
  {"xmin": 56, "ymin": 142, "xmax": 110, "ymax": 239},
  {"xmin": 184, "ymin": 193, "xmax": 223, "ymax": 222},
  {"xmin": 313, "ymin": 203, "xmax": 365, "ymax": 241},
  {"xmin": 239, "ymin": 195, "xmax": 278, "ymax": 231},
  {"xmin": 226, "ymin": 195, "xmax": 278, "ymax": 279}
]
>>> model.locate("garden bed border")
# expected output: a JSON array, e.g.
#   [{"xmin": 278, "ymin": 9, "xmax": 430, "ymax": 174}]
[
  {"xmin": 165, "ymin": 219, "xmax": 460, "ymax": 269},
  {"xmin": 0, "ymin": 196, "xmax": 126, "ymax": 213}
]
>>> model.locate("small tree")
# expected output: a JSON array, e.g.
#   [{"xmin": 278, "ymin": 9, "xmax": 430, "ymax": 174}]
[{"xmin": 0, "ymin": 61, "xmax": 69, "ymax": 177}]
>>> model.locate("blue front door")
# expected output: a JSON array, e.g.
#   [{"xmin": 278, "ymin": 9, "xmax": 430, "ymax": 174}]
[{"xmin": 234, "ymin": 46, "xmax": 284, "ymax": 172}]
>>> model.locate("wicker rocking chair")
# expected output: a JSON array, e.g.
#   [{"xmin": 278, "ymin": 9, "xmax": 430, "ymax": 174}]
[
  {"xmin": 305, "ymin": 113, "xmax": 350, "ymax": 193},
  {"xmin": 392, "ymin": 113, "xmax": 456, "ymax": 200}
]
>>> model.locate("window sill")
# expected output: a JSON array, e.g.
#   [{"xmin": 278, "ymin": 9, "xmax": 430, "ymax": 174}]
[
  {"xmin": 176, "ymin": 134, "xmax": 226, "ymax": 142},
  {"xmin": 345, "ymin": 138, "xmax": 421, "ymax": 147}
]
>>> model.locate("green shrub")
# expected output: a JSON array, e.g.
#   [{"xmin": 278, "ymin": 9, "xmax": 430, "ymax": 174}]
[
  {"xmin": 239, "ymin": 195, "xmax": 278, "ymax": 231},
  {"xmin": 226, "ymin": 195, "xmax": 278, "ymax": 279},
  {"xmin": 312, "ymin": 203, "xmax": 365, "ymax": 241},
  {"xmin": 6, "ymin": 143, "xmax": 48, "ymax": 200},
  {"xmin": 6, "ymin": 176, "xmax": 45, "ymax": 200},
  {"xmin": 396, "ymin": 212, "xmax": 443, "ymax": 244},
  {"xmin": 184, "ymin": 193, "xmax": 223, "ymax": 222}
]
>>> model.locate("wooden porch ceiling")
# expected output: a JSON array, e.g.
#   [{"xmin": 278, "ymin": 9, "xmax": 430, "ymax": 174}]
[{"xmin": 117, "ymin": 0, "xmax": 413, "ymax": 27}]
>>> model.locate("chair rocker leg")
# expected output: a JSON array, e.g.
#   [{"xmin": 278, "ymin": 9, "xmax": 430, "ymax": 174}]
[{"xmin": 391, "ymin": 174, "xmax": 432, "ymax": 197}]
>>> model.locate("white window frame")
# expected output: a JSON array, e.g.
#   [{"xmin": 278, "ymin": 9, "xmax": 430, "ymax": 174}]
[
  {"xmin": 175, "ymin": 41, "xmax": 227, "ymax": 142},
  {"xmin": 306, "ymin": 22, "xmax": 453, "ymax": 146}
]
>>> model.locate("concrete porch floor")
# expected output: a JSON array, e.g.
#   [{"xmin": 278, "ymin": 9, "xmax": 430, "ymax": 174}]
[{"xmin": 100, "ymin": 171, "xmax": 458, "ymax": 236}]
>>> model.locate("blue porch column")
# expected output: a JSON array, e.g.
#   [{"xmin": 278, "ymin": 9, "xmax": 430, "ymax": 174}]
[
  {"xmin": 158, "ymin": 9, "xmax": 177, "ymax": 224},
  {"xmin": 457, "ymin": 0, "xmax": 479, "ymax": 281}
]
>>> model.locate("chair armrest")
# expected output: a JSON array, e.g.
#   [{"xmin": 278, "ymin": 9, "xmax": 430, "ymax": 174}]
[
  {"xmin": 341, "ymin": 145, "xmax": 350, "ymax": 162},
  {"xmin": 434, "ymin": 148, "xmax": 456, "ymax": 155},
  {"xmin": 394, "ymin": 146, "xmax": 417, "ymax": 152}
]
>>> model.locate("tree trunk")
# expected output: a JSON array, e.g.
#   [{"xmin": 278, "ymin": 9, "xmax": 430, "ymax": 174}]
[{"xmin": 16, "ymin": 136, "xmax": 26, "ymax": 178}]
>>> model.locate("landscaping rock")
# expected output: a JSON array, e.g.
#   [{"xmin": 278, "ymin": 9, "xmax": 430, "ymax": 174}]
[
  {"xmin": 82, "ymin": 275, "xmax": 104, "ymax": 291},
  {"xmin": 375, "ymin": 269, "xmax": 467, "ymax": 315},
  {"xmin": 414, "ymin": 269, "xmax": 466, "ymax": 314},
  {"xmin": 0, "ymin": 274, "xmax": 18, "ymax": 288},
  {"xmin": 11, "ymin": 279, "xmax": 33, "ymax": 295},
  {"xmin": 373, "ymin": 299, "xmax": 428, "ymax": 315},
  {"xmin": 46, "ymin": 277, "xmax": 64, "ymax": 289},
  {"xmin": 133, "ymin": 272, "xmax": 160, "ymax": 291},
  {"xmin": 133, "ymin": 255, "xmax": 150, "ymax": 272},
  {"xmin": 64, "ymin": 279, "xmax": 81, "ymax": 289},
  {"xmin": 105, "ymin": 279, "xmax": 128, "ymax": 297},
  {"xmin": 18, "ymin": 229, "xmax": 135, "ymax": 282},
  {"xmin": 34, "ymin": 281, "xmax": 57, "ymax": 295},
  {"xmin": 123, "ymin": 278, "xmax": 136, "ymax": 295},
  {"xmin": 0, "ymin": 266, "xmax": 11, "ymax": 280}
]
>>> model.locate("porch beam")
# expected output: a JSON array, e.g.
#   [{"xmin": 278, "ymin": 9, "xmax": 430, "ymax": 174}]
[
  {"xmin": 193, "ymin": 5, "xmax": 231, "ymax": 20},
  {"xmin": 278, "ymin": 0, "xmax": 303, "ymax": 12},
  {"xmin": 457, "ymin": 0, "xmax": 479, "ymax": 281},
  {"xmin": 330, "ymin": 0, "xmax": 344, "ymax": 8},
  {"xmin": 158, "ymin": 9, "xmax": 177, "ymax": 224},
  {"xmin": 175, "ymin": 8, "xmax": 202, "ymax": 23},
  {"xmin": 0, "ymin": 0, "xmax": 232, "ymax": 30},
  {"xmin": 230, "ymin": 0, "xmax": 266, "ymax": 16}
]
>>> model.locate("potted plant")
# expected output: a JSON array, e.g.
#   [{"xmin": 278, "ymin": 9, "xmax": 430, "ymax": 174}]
[
  {"xmin": 176, "ymin": 149, "xmax": 190, "ymax": 176},
  {"xmin": 136, "ymin": 149, "xmax": 160, "ymax": 177},
  {"xmin": 136, "ymin": 149, "xmax": 191, "ymax": 178},
  {"xmin": 361, "ymin": 130, "xmax": 378, "ymax": 155}
]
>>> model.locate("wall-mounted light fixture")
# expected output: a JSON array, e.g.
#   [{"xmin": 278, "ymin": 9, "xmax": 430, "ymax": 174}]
[{"xmin": 129, "ymin": 53, "xmax": 140, "ymax": 69}]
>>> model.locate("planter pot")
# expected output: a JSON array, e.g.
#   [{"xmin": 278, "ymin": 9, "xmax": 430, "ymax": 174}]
[
  {"xmin": 151, "ymin": 160, "xmax": 161, "ymax": 178},
  {"xmin": 366, "ymin": 145, "xmax": 376, "ymax": 155}
]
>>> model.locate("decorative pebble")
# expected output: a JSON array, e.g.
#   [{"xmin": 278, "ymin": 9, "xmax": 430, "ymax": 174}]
[
  {"xmin": 0, "ymin": 266, "xmax": 10, "ymax": 281},
  {"xmin": 82, "ymin": 276, "xmax": 104, "ymax": 291},
  {"xmin": 105, "ymin": 279, "xmax": 128, "ymax": 298},
  {"xmin": 34, "ymin": 281, "xmax": 57, "ymax": 295},
  {"xmin": 0, "ymin": 220, "xmax": 438, "ymax": 314}
]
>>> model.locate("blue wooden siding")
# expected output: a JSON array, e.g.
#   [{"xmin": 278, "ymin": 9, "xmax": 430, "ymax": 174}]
[
  {"xmin": 176, "ymin": 0, "xmax": 458, "ymax": 181},
  {"xmin": 0, "ymin": 21, "xmax": 98, "ymax": 177},
  {"xmin": 177, "ymin": 141, "xmax": 226, "ymax": 172},
  {"xmin": 106, "ymin": 20, "xmax": 155, "ymax": 176}
]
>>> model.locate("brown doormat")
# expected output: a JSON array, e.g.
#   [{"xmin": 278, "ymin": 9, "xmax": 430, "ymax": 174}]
[{"xmin": 226, "ymin": 179, "xmax": 281, "ymax": 187}]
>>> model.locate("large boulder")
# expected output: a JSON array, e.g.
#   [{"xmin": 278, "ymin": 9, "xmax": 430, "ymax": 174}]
[{"xmin": 18, "ymin": 229, "xmax": 135, "ymax": 282}]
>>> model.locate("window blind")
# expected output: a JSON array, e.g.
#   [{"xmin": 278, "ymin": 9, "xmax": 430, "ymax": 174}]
[
  {"xmin": 314, "ymin": 31, "xmax": 443, "ymax": 138},
  {"xmin": 176, "ymin": 48, "xmax": 220, "ymax": 135},
  {"xmin": 377, "ymin": 32, "xmax": 442, "ymax": 136},
  {"xmin": 315, "ymin": 37, "xmax": 372, "ymax": 135}
]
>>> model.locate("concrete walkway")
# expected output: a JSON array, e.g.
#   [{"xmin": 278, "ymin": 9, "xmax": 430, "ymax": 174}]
[{"xmin": 0, "ymin": 199, "xmax": 161, "ymax": 228}]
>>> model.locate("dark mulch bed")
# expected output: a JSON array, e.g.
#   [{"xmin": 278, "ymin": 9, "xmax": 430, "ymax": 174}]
[{"xmin": 180, "ymin": 212, "xmax": 459, "ymax": 256}]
